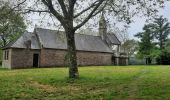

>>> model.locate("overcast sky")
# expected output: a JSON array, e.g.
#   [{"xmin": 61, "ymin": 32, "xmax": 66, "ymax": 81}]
[
  {"xmin": 128, "ymin": 2, "xmax": 170, "ymax": 39},
  {"xmin": 27, "ymin": 2, "xmax": 170, "ymax": 39}
]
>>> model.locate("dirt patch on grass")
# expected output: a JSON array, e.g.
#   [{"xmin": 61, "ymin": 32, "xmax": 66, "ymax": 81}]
[
  {"xmin": 29, "ymin": 81, "xmax": 57, "ymax": 93},
  {"xmin": 29, "ymin": 81, "xmax": 83, "ymax": 94}
]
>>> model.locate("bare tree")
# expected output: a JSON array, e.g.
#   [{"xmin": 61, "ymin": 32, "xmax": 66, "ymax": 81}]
[{"xmin": 8, "ymin": 0, "xmax": 168, "ymax": 78}]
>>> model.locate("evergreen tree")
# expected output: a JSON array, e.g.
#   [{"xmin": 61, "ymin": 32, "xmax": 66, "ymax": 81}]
[
  {"xmin": 135, "ymin": 16, "xmax": 170, "ymax": 65},
  {"xmin": 135, "ymin": 24, "xmax": 155, "ymax": 64},
  {"xmin": 152, "ymin": 16, "xmax": 170, "ymax": 49}
]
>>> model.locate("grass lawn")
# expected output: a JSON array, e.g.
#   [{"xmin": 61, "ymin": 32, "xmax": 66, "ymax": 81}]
[{"xmin": 1, "ymin": 66, "xmax": 170, "ymax": 100}]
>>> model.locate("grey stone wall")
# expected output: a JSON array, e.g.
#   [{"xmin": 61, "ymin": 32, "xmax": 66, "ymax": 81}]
[
  {"xmin": 77, "ymin": 51, "xmax": 112, "ymax": 66},
  {"xmin": 4, "ymin": 48, "xmax": 112, "ymax": 68},
  {"xmin": 40, "ymin": 49, "xmax": 66, "ymax": 67},
  {"xmin": 40, "ymin": 49, "xmax": 112, "ymax": 67},
  {"xmin": 11, "ymin": 49, "xmax": 40, "ymax": 69}
]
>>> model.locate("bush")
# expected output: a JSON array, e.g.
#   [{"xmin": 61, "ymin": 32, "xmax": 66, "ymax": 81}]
[
  {"xmin": 156, "ymin": 50, "xmax": 170, "ymax": 65},
  {"xmin": 129, "ymin": 57, "xmax": 146, "ymax": 65}
]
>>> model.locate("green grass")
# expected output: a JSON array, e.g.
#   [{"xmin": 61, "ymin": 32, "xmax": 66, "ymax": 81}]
[{"xmin": 1, "ymin": 66, "xmax": 170, "ymax": 100}]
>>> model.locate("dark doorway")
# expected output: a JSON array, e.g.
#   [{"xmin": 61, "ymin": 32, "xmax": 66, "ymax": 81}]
[
  {"xmin": 112, "ymin": 56, "xmax": 116, "ymax": 65},
  {"xmin": 33, "ymin": 54, "xmax": 39, "ymax": 67},
  {"xmin": 119, "ymin": 58, "xmax": 126, "ymax": 66}
]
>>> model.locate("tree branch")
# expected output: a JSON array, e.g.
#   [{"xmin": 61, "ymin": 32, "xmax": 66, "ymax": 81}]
[
  {"xmin": 68, "ymin": 0, "xmax": 77, "ymax": 18},
  {"xmin": 16, "ymin": 9, "xmax": 50, "ymax": 14},
  {"xmin": 74, "ymin": 0, "xmax": 98, "ymax": 18},
  {"xmin": 58, "ymin": 0, "xmax": 68, "ymax": 17},
  {"xmin": 91, "ymin": 2, "xmax": 107, "ymax": 17},
  {"xmin": 74, "ymin": 0, "xmax": 105, "ymax": 30},
  {"xmin": 12, "ymin": 0, "xmax": 27, "ymax": 10},
  {"xmin": 41, "ymin": 0, "xmax": 65, "ymax": 26}
]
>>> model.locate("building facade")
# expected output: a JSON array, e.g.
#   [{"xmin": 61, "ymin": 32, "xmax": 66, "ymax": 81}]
[{"xmin": 2, "ymin": 15, "xmax": 128, "ymax": 69}]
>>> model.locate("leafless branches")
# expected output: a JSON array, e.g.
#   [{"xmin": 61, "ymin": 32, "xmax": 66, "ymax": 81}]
[{"xmin": 3, "ymin": 0, "xmax": 169, "ymax": 32}]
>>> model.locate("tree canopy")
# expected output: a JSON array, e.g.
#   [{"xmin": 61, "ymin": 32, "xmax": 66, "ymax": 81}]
[
  {"xmin": 152, "ymin": 16, "xmax": 170, "ymax": 49},
  {"xmin": 135, "ymin": 16, "xmax": 170, "ymax": 65},
  {"xmin": 0, "ymin": 1, "xmax": 26, "ymax": 47},
  {"xmin": 135, "ymin": 24, "xmax": 155, "ymax": 64},
  {"xmin": 121, "ymin": 39, "xmax": 138, "ymax": 57}
]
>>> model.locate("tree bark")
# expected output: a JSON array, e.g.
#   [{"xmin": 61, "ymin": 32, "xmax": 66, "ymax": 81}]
[
  {"xmin": 146, "ymin": 57, "xmax": 152, "ymax": 65},
  {"xmin": 65, "ymin": 28, "xmax": 79, "ymax": 78},
  {"xmin": 145, "ymin": 58, "xmax": 148, "ymax": 65},
  {"xmin": 1, "ymin": 35, "xmax": 7, "ymax": 47},
  {"xmin": 148, "ymin": 57, "xmax": 152, "ymax": 65}
]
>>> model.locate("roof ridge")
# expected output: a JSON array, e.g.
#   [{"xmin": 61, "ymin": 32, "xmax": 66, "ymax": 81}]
[
  {"xmin": 36, "ymin": 27, "xmax": 100, "ymax": 37},
  {"xmin": 35, "ymin": 27, "xmax": 64, "ymax": 33},
  {"xmin": 75, "ymin": 33, "xmax": 100, "ymax": 37}
]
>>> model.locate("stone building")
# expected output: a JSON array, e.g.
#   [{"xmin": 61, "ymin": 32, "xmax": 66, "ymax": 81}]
[{"xmin": 2, "ymin": 15, "xmax": 128, "ymax": 69}]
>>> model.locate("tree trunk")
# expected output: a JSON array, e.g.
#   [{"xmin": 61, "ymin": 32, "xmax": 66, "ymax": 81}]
[
  {"xmin": 160, "ymin": 39, "xmax": 163, "ymax": 49},
  {"xmin": 1, "ymin": 36, "xmax": 7, "ymax": 47},
  {"xmin": 145, "ymin": 58, "xmax": 148, "ymax": 65},
  {"xmin": 146, "ymin": 57, "xmax": 152, "ymax": 65},
  {"xmin": 160, "ymin": 56, "xmax": 162, "ymax": 65},
  {"xmin": 65, "ymin": 29, "xmax": 79, "ymax": 78},
  {"xmin": 148, "ymin": 57, "xmax": 152, "ymax": 65}
]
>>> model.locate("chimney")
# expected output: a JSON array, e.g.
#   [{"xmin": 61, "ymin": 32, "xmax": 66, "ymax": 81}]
[{"xmin": 99, "ymin": 13, "xmax": 107, "ymax": 41}]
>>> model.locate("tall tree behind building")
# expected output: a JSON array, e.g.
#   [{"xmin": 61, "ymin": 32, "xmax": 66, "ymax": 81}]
[
  {"xmin": 135, "ymin": 16, "xmax": 170, "ymax": 65},
  {"xmin": 121, "ymin": 39, "xmax": 138, "ymax": 57},
  {"xmin": 0, "ymin": 2, "xmax": 26, "ymax": 47},
  {"xmin": 135, "ymin": 24, "xmax": 155, "ymax": 64},
  {"xmin": 152, "ymin": 16, "xmax": 170, "ymax": 49},
  {"xmin": 151, "ymin": 16, "xmax": 170, "ymax": 64}
]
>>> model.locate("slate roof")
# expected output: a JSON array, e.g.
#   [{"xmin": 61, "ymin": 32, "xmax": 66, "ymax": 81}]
[
  {"xmin": 106, "ymin": 34, "xmax": 121, "ymax": 45},
  {"xmin": 35, "ymin": 28, "xmax": 113, "ymax": 53},
  {"xmin": 4, "ymin": 28, "xmax": 121, "ymax": 53},
  {"xmin": 4, "ymin": 31, "xmax": 40, "ymax": 49}
]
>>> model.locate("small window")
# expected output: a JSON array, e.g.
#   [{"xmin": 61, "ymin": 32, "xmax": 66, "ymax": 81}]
[{"xmin": 4, "ymin": 50, "xmax": 9, "ymax": 60}]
